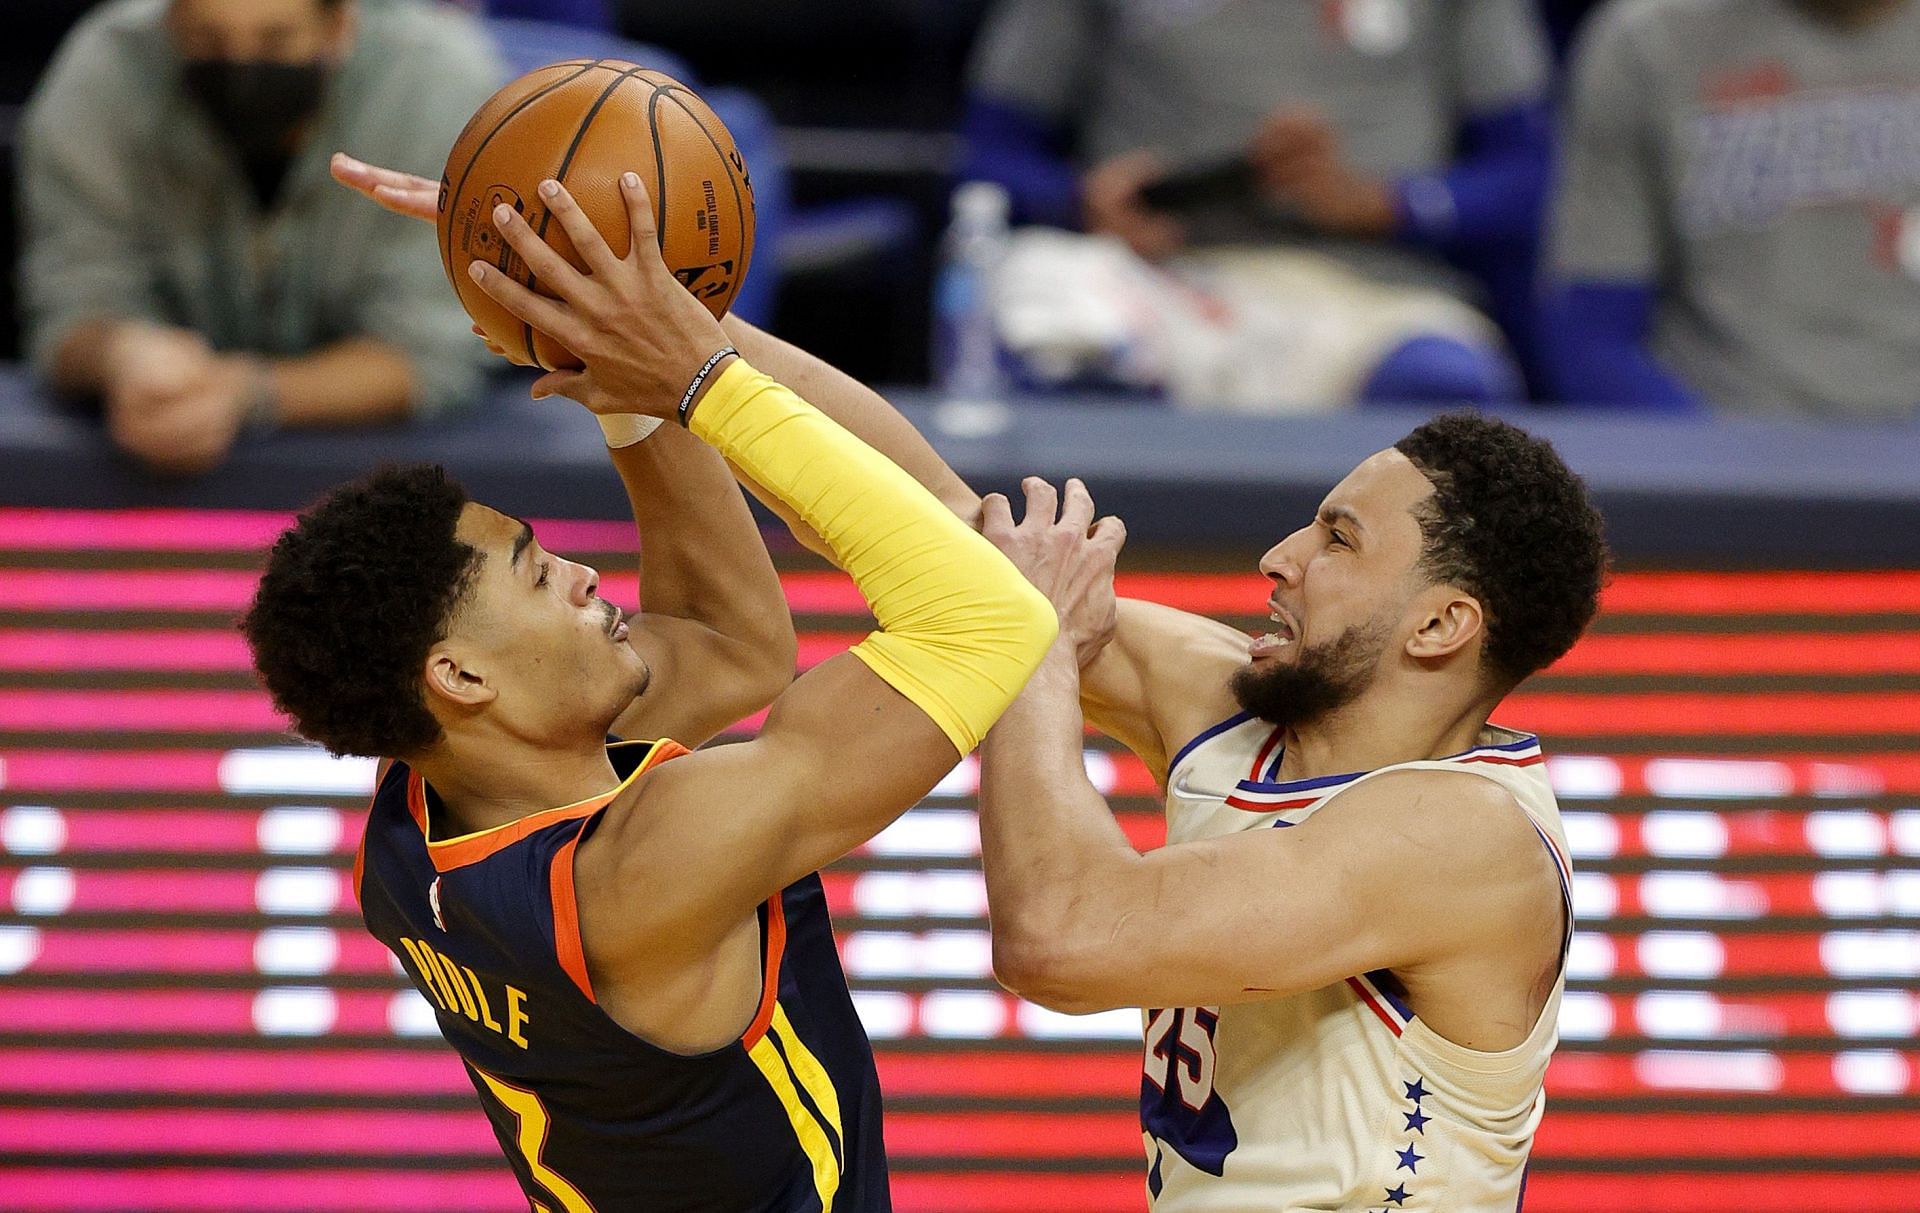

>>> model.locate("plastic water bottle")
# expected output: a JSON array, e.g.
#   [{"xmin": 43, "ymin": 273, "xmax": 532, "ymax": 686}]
[{"xmin": 934, "ymin": 181, "xmax": 1012, "ymax": 408}]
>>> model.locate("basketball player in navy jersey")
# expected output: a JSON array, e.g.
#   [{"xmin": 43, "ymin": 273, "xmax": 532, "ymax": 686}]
[
  {"xmin": 248, "ymin": 172, "xmax": 1067, "ymax": 1211},
  {"xmin": 335, "ymin": 155, "xmax": 1607, "ymax": 1210}
]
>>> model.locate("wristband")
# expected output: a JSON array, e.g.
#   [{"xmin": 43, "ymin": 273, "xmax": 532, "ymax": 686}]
[
  {"xmin": 678, "ymin": 345, "xmax": 739, "ymax": 428},
  {"xmin": 242, "ymin": 358, "xmax": 280, "ymax": 432},
  {"xmin": 597, "ymin": 412, "xmax": 664, "ymax": 449}
]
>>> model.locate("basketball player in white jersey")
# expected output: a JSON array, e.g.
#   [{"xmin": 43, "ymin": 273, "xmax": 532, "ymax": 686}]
[
  {"xmin": 977, "ymin": 435, "xmax": 1603, "ymax": 1211},
  {"xmin": 335, "ymin": 153, "xmax": 1606, "ymax": 1210}
]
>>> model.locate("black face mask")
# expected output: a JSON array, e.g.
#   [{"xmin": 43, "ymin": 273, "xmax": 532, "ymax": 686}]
[{"xmin": 181, "ymin": 58, "xmax": 328, "ymax": 158}]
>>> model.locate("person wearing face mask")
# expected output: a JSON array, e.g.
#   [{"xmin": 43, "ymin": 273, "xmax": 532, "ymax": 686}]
[{"xmin": 17, "ymin": 0, "xmax": 505, "ymax": 475}]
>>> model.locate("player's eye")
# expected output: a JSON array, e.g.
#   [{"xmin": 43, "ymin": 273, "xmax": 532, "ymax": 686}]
[
  {"xmin": 1328, "ymin": 530, "xmax": 1348, "ymax": 548},
  {"xmin": 536, "ymin": 562, "xmax": 550, "ymax": 588}
]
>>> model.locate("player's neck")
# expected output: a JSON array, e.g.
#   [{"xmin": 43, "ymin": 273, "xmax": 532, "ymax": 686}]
[
  {"xmin": 1271, "ymin": 689, "xmax": 1489, "ymax": 784},
  {"xmin": 412, "ymin": 734, "xmax": 622, "ymax": 837}
]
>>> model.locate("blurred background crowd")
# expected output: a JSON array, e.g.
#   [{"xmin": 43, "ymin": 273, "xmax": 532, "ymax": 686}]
[{"xmin": 5, "ymin": 0, "xmax": 1920, "ymax": 476}]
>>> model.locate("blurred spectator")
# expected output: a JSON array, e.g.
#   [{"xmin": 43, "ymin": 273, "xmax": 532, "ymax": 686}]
[
  {"xmin": 959, "ymin": 0, "xmax": 1553, "ymax": 412},
  {"xmin": 1544, "ymin": 0, "xmax": 1920, "ymax": 418},
  {"xmin": 448, "ymin": 0, "xmax": 613, "ymax": 33},
  {"xmin": 17, "ymin": 0, "xmax": 504, "ymax": 475}
]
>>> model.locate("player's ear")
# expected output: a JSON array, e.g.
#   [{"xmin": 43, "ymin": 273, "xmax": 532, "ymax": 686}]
[
  {"xmin": 1405, "ymin": 588, "xmax": 1483, "ymax": 663},
  {"xmin": 423, "ymin": 643, "xmax": 496, "ymax": 711}
]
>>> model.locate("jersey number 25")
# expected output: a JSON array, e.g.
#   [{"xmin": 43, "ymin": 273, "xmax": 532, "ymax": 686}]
[{"xmin": 1141, "ymin": 1006, "xmax": 1239, "ymax": 1176}]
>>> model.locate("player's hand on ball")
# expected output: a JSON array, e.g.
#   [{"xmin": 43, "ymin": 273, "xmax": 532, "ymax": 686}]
[
  {"xmin": 330, "ymin": 153, "xmax": 439, "ymax": 223},
  {"xmin": 982, "ymin": 477, "xmax": 1126, "ymax": 667},
  {"xmin": 469, "ymin": 174, "xmax": 732, "ymax": 419}
]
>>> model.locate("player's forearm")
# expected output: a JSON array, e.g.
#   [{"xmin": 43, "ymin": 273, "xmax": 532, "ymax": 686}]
[
  {"xmin": 265, "ymin": 338, "xmax": 418, "ymax": 426},
  {"xmin": 608, "ymin": 424, "xmax": 795, "ymax": 674},
  {"xmin": 980, "ymin": 640, "xmax": 1142, "ymax": 1012},
  {"xmin": 721, "ymin": 317, "xmax": 984, "ymax": 529},
  {"xmin": 691, "ymin": 358, "xmax": 1055, "ymax": 755}
]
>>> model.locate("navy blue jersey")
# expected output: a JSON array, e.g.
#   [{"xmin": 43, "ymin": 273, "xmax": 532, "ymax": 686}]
[{"xmin": 356, "ymin": 739, "xmax": 890, "ymax": 1212}]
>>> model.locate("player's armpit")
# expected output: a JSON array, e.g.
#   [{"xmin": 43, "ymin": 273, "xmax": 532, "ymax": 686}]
[
  {"xmin": 1079, "ymin": 598, "xmax": 1250, "ymax": 784},
  {"xmin": 574, "ymin": 652, "xmax": 960, "ymax": 966},
  {"xmin": 998, "ymin": 769, "xmax": 1561, "ymax": 1019}
]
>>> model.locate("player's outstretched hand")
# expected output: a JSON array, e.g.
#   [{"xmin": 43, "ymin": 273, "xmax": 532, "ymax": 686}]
[
  {"xmin": 982, "ymin": 477, "xmax": 1125, "ymax": 667},
  {"xmin": 469, "ymin": 174, "xmax": 732, "ymax": 419},
  {"xmin": 330, "ymin": 153, "xmax": 439, "ymax": 223}
]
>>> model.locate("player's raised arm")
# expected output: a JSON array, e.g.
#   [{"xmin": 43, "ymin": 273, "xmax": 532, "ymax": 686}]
[
  {"xmin": 469, "ymin": 172, "xmax": 1056, "ymax": 1001},
  {"xmin": 975, "ymin": 480, "xmax": 1562, "ymax": 1022},
  {"xmin": 715, "ymin": 316, "xmax": 1248, "ymax": 779},
  {"xmin": 330, "ymin": 150, "xmax": 1246, "ymax": 779}
]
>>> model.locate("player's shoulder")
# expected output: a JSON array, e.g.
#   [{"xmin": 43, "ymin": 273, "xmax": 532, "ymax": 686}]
[{"xmin": 1319, "ymin": 766, "xmax": 1536, "ymax": 862}]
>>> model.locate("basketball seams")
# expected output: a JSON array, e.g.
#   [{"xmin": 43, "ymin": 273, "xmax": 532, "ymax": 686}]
[
  {"xmin": 441, "ymin": 61, "xmax": 604, "ymax": 296},
  {"xmin": 521, "ymin": 65, "xmax": 651, "ymax": 367},
  {"xmin": 442, "ymin": 62, "xmax": 755, "ymax": 369},
  {"xmin": 647, "ymin": 86, "xmax": 671, "ymax": 267},
  {"xmin": 659, "ymin": 88, "xmax": 753, "ymax": 317}
]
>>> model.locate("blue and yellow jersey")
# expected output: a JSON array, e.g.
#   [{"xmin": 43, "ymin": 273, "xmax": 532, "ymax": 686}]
[{"xmin": 356, "ymin": 739, "xmax": 890, "ymax": 1211}]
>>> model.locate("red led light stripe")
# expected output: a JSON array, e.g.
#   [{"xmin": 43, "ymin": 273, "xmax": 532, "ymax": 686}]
[
  {"xmin": 891, "ymin": 1174, "xmax": 1148, "ymax": 1213},
  {"xmin": 1537, "ymin": 1110, "xmax": 1920, "ymax": 1157},
  {"xmin": 0, "ymin": 1107, "xmax": 500, "ymax": 1156},
  {"xmin": 0, "ymin": 989, "xmax": 412, "ymax": 1035},
  {"xmin": 1599, "ymin": 571, "xmax": 1920, "ymax": 616},
  {"xmin": 12, "ymin": 928, "xmax": 392, "ymax": 976},
  {"xmin": 874, "ymin": 1049, "xmax": 1142, "ymax": 1097},
  {"xmin": 0, "ymin": 689, "xmax": 286, "ymax": 732},
  {"xmin": 0, "ymin": 1047, "xmax": 473, "ymax": 1096},
  {"xmin": 0, "ymin": 630, "xmax": 253, "ymax": 672},
  {"xmin": 8, "ymin": 809, "xmax": 303, "ymax": 855},
  {"xmin": 0, "ymin": 1169, "xmax": 524, "ymax": 1212},
  {"xmin": 1511, "ymin": 1171, "xmax": 1920, "ymax": 1213},
  {"xmin": 0, "ymin": 868, "xmax": 353, "ymax": 915},
  {"xmin": 1502, "ymin": 691, "xmax": 1920, "ymax": 735},
  {"xmin": 1549, "ymin": 632, "xmax": 1920, "ymax": 676},
  {"xmin": 1548, "ymin": 1050, "xmax": 1920, "ymax": 1097}
]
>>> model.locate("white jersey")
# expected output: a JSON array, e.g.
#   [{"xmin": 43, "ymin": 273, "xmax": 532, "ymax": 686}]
[{"xmin": 1145, "ymin": 712, "xmax": 1573, "ymax": 1212}]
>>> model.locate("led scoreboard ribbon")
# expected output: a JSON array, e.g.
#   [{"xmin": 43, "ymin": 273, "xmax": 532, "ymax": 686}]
[{"xmin": 0, "ymin": 509, "xmax": 1916, "ymax": 1213}]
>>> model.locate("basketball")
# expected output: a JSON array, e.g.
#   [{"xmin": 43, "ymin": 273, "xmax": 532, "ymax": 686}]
[{"xmin": 437, "ymin": 61, "xmax": 756, "ymax": 372}]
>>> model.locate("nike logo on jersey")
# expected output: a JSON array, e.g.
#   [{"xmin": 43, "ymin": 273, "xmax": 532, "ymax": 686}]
[
  {"xmin": 1168, "ymin": 772, "xmax": 1235, "ymax": 802},
  {"xmin": 429, "ymin": 876, "xmax": 446, "ymax": 931}
]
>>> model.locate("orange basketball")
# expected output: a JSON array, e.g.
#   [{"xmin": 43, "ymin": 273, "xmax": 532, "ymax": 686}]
[{"xmin": 438, "ymin": 61, "xmax": 756, "ymax": 372}]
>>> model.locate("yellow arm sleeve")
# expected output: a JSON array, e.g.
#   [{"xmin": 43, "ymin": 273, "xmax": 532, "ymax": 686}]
[{"xmin": 690, "ymin": 358, "xmax": 1057, "ymax": 753}]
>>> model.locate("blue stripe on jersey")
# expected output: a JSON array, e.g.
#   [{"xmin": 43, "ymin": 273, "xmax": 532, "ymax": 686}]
[
  {"xmin": 1168, "ymin": 711, "xmax": 1253, "ymax": 775},
  {"xmin": 1235, "ymin": 768, "xmax": 1367, "ymax": 795},
  {"xmin": 1364, "ymin": 968, "xmax": 1417, "ymax": 1022},
  {"xmin": 1262, "ymin": 745, "xmax": 1286, "ymax": 782}
]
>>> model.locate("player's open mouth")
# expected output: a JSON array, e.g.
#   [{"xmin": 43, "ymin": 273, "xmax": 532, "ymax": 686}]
[
  {"xmin": 1249, "ymin": 604, "xmax": 1296, "ymax": 658},
  {"xmin": 605, "ymin": 606, "xmax": 628, "ymax": 642}
]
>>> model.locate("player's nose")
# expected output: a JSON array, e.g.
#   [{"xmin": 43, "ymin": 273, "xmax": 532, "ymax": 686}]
[
  {"xmin": 572, "ymin": 562, "xmax": 600, "ymax": 606},
  {"xmin": 1258, "ymin": 533, "xmax": 1306, "ymax": 586}
]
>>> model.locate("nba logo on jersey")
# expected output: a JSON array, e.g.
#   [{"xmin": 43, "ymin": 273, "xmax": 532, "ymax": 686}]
[{"xmin": 428, "ymin": 876, "xmax": 445, "ymax": 931}]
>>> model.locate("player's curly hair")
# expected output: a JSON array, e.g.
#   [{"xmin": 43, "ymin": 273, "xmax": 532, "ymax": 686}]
[
  {"xmin": 242, "ymin": 464, "xmax": 479, "ymax": 759},
  {"xmin": 1395, "ymin": 414, "xmax": 1609, "ymax": 690}
]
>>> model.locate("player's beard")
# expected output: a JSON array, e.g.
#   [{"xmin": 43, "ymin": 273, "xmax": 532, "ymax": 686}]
[{"xmin": 1229, "ymin": 617, "xmax": 1392, "ymax": 731}]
